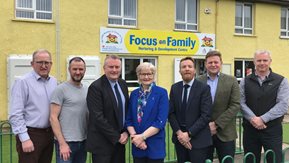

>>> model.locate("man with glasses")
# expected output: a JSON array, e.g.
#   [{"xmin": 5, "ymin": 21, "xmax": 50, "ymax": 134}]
[{"xmin": 9, "ymin": 49, "xmax": 57, "ymax": 163}]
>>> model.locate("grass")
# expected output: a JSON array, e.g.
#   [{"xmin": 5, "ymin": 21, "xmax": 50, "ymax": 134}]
[{"xmin": 283, "ymin": 123, "xmax": 289, "ymax": 144}]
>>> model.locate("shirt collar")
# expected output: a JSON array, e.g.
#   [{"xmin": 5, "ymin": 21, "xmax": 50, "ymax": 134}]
[
  {"xmin": 206, "ymin": 73, "xmax": 220, "ymax": 80},
  {"xmin": 32, "ymin": 70, "xmax": 50, "ymax": 81},
  {"xmin": 183, "ymin": 78, "xmax": 194, "ymax": 87}
]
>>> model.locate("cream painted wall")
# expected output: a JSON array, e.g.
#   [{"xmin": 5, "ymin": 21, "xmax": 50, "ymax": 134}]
[{"xmin": 0, "ymin": 0, "xmax": 56, "ymax": 120}]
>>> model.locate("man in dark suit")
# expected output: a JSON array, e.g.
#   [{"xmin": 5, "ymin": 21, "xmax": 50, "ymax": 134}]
[
  {"xmin": 198, "ymin": 50, "xmax": 240, "ymax": 163},
  {"xmin": 86, "ymin": 55, "xmax": 129, "ymax": 163},
  {"xmin": 169, "ymin": 57, "xmax": 212, "ymax": 163}
]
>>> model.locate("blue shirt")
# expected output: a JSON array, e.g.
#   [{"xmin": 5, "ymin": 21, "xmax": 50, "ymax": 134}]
[
  {"xmin": 207, "ymin": 74, "xmax": 219, "ymax": 102},
  {"xmin": 9, "ymin": 71, "xmax": 57, "ymax": 142}
]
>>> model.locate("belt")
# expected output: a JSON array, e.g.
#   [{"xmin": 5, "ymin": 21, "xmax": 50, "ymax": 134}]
[{"xmin": 27, "ymin": 126, "xmax": 52, "ymax": 132}]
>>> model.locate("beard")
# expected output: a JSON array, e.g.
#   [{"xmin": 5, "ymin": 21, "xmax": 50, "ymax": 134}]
[{"xmin": 71, "ymin": 75, "xmax": 84, "ymax": 83}]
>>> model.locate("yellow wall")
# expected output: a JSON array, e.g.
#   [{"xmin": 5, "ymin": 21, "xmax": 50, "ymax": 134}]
[{"xmin": 1, "ymin": 0, "xmax": 289, "ymax": 120}]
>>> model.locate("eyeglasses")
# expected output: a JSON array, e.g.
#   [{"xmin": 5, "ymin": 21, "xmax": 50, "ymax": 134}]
[
  {"xmin": 139, "ymin": 73, "xmax": 153, "ymax": 77},
  {"xmin": 34, "ymin": 61, "xmax": 52, "ymax": 66}
]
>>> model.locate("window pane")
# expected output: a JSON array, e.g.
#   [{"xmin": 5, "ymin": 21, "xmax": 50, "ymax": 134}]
[
  {"xmin": 244, "ymin": 29, "xmax": 252, "ymax": 34},
  {"xmin": 245, "ymin": 61, "xmax": 254, "ymax": 76},
  {"xmin": 124, "ymin": 0, "xmax": 136, "ymax": 18},
  {"xmin": 281, "ymin": 31, "xmax": 286, "ymax": 36},
  {"xmin": 109, "ymin": 0, "xmax": 121, "ymax": 16},
  {"xmin": 124, "ymin": 19, "xmax": 136, "ymax": 26},
  {"xmin": 281, "ymin": 8, "xmax": 286, "ymax": 29},
  {"xmin": 16, "ymin": 10, "xmax": 34, "ymax": 18},
  {"xmin": 234, "ymin": 61, "xmax": 243, "ymax": 78},
  {"xmin": 187, "ymin": 0, "xmax": 197, "ymax": 24},
  {"xmin": 187, "ymin": 24, "xmax": 197, "ymax": 30},
  {"xmin": 17, "ymin": 0, "xmax": 32, "ymax": 8},
  {"xmin": 143, "ymin": 59, "xmax": 155, "ymax": 65},
  {"xmin": 235, "ymin": 28, "xmax": 243, "ymax": 34},
  {"xmin": 108, "ymin": 18, "xmax": 122, "ymax": 25},
  {"xmin": 36, "ymin": 12, "xmax": 52, "ymax": 19},
  {"xmin": 175, "ymin": 23, "xmax": 186, "ymax": 30},
  {"xmin": 176, "ymin": 0, "xmax": 185, "ymax": 21},
  {"xmin": 124, "ymin": 59, "xmax": 139, "ymax": 80},
  {"xmin": 36, "ymin": 0, "xmax": 52, "ymax": 11},
  {"xmin": 244, "ymin": 5, "xmax": 252, "ymax": 28},
  {"xmin": 235, "ymin": 3, "xmax": 242, "ymax": 26}
]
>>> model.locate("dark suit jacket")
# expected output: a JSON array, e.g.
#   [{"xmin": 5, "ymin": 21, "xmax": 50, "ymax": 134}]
[
  {"xmin": 86, "ymin": 75, "xmax": 129, "ymax": 155},
  {"xmin": 198, "ymin": 73, "xmax": 240, "ymax": 142},
  {"xmin": 169, "ymin": 79, "xmax": 212, "ymax": 148},
  {"xmin": 126, "ymin": 85, "xmax": 169, "ymax": 159}
]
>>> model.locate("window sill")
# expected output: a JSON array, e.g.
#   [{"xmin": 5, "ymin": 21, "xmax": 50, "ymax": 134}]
[
  {"xmin": 279, "ymin": 36, "xmax": 289, "ymax": 39},
  {"xmin": 234, "ymin": 33, "xmax": 257, "ymax": 37},
  {"xmin": 174, "ymin": 29, "xmax": 199, "ymax": 33},
  {"xmin": 107, "ymin": 24, "xmax": 137, "ymax": 29},
  {"xmin": 12, "ymin": 18, "xmax": 55, "ymax": 24}
]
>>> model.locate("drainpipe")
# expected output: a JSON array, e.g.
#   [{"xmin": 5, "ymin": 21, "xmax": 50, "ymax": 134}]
[
  {"xmin": 55, "ymin": 0, "xmax": 61, "ymax": 81},
  {"xmin": 215, "ymin": 0, "xmax": 219, "ymax": 49}
]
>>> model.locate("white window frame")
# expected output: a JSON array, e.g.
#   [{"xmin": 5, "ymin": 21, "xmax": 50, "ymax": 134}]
[
  {"xmin": 234, "ymin": 59, "xmax": 254, "ymax": 82},
  {"xmin": 235, "ymin": 2, "xmax": 253, "ymax": 35},
  {"xmin": 120, "ymin": 57, "xmax": 157, "ymax": 87},
  {"xmin": 281, "ymin": 7, "xmax": 289, "ymax": 38},
  {"xmin": 15, "ymin": 0, "xmax": 52, "ymax": 20},
  {"xmin": 108, "ymin": 0, "xmax": 137, "ymax": 27},
  {"xmin": 175, "ymin": 0, "xmax": 198, "ymax": 32}
]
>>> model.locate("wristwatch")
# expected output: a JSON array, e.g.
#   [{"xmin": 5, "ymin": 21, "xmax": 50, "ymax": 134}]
[{"xmin": 142, "ymin": 133, "xmax": 147, "ymax": 140}]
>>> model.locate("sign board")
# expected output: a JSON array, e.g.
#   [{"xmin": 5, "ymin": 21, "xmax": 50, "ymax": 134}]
[{"xmin": 100, "ymin": 27, "xmax": 215, "ymax": 55}]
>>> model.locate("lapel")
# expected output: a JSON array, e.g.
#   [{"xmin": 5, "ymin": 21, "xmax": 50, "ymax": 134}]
[
  {"xmin": 176, "ymin": 82, "xmax": 184, "ymax": 112},
  {"xmin": 186, "ymin": 80, "xmax": 197, "ymax": 109},
  {"xmin": 118, "ymin": 79, "xmax": 129, "ymax": 113},
  {"xmin": 103, "ymin": 75, "xmax": 122, "ymax": 125},
  {"xmin": 139, "ymin": 86, "xmax": 156, "ymax": 123},
  {"xmin": 214, "ymin": 73, "xmax": 224, "ymax": 104}
]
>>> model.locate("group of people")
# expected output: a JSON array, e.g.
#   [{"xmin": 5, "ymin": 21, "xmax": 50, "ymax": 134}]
[{"xmin": 8, "ymin": 48, "xmax": 289, "ymax": 163}]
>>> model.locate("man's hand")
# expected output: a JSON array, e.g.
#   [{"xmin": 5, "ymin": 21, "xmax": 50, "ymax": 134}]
[
  {"xmin": 119, "ymin": 132, "xmax": 129, "ymax": 144},
  {"xmin": 176, "ymin": 130, "xmax": 192, "ymax": 150},
  {"xmin": 22, "ymin": 139, "xmax": 34, "ymax": 153},
  {"xmin": 250, "ymin": 116, "xmax": 267, "ymax": 130},
  {"xmin": 59, "ymin": 142, "xmax": 71, "ymax": 161},
  {"xmin": 209, "ymin": 122, "xmax": 218, "ymax": 135}
]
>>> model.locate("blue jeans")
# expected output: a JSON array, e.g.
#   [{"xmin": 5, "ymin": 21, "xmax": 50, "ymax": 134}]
[{"xmin": 55, "ymin": 140, "xmax": 87, "ymax": 163}]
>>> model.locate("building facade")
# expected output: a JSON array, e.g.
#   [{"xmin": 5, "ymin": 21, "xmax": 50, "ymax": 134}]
[{"xmin": 1, "ymin": 0, "xmax": 289, "ymax": 120}]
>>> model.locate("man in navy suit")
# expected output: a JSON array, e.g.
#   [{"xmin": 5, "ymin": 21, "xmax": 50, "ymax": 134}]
[{"xmin": 169, "ymin": 57, "xmax": 212, "ymax": 163}]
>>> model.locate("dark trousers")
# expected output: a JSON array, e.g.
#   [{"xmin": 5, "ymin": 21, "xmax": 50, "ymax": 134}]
[
  {"xmin": 175, "ymin": 140, "xmax": 210, "ymax": 163},
  {"xmin": 16, "ymin": 127, "xmax": 54, "ymax": 163},
  {"xmin": 133, "ymin": 157, "xmax": 164, "ymax": 163},
  {"xmin": 208, "ymin": 135, "xmax": 235, "ymax": 163},
  {"xmin": 55, "ymin": 140, "xmax": 87, "ymax": 163},
  {"xmin": 243, "ymin": 123, "xmax": 283, "ymax": 163},
  {"xmin": 92, "ymin": 143, "xmax": 125, "ymax": 163}
]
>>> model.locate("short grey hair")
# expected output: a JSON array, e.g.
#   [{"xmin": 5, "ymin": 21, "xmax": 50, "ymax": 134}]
[
  {"xmin": 254, "ymin": 50, "xmax": 271, "ymax": 60},
  {"xmin": 32, "ymin": 49, "xmax": 51, "ymax": 61},
  {"xmin": 136, "ymin": 62, "xmax": 156, "ymax": 78},
  {"xmin": 103, "ymin": 54, "xmax": 121, "ymax": 68}
]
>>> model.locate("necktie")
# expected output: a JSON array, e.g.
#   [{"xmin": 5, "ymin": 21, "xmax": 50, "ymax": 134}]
[
  {"xmin": 114, "ymin": 83, "xmax": 123, "ymax": 128},
  {"xmin": 181, "ymin": 84, "xmax": 190, "ymax": 125}
]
